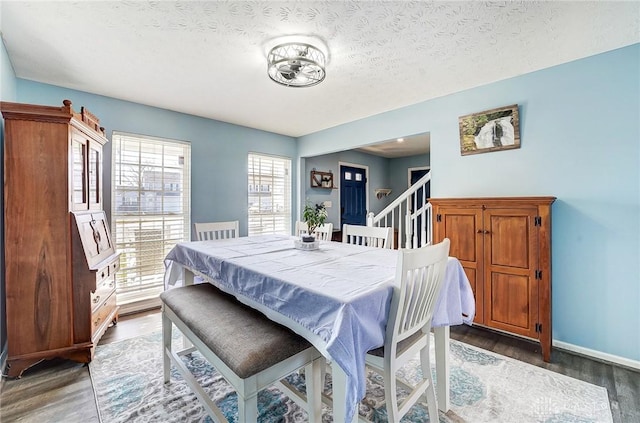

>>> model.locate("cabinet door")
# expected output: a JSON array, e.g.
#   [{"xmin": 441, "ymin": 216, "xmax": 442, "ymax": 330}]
[
  {"xmin": 70, "ymin": 131, "xmax": 88, "ymax": 211},
  {"xmin": 88, "ymin": 142, "xmax": 103, "ymax": 210},
  {"xmin": 483, "ymin": 207, "xmax": 538, "ymax": 338},
  {"xmin": 434, "ymin": 206, "xmax": 484, "ymax": 323}
]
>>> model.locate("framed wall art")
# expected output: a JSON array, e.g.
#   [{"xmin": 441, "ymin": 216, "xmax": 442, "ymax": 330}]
[{"xmin": 459, "ymin": 104, "xmax": 520, "ymax": 155}]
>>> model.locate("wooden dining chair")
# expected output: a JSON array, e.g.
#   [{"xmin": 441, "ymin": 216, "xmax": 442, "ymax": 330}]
[
  {"xmin": 365, "ymin": 238, "xmax": 450, "ymax": 422},
  {"xmin": 194, "ymin": 221, "xmax": 239, "ymax": 241},
  {"xmin": 295, "ymin": 221, "xmax": 334, "ymax": 241},
  {"xmin": 342, "ymin": 224, "xmax": 392, "ymax": 248}
]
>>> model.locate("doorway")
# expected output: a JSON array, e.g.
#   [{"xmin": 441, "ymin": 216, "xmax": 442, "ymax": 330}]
[
  {"xmin": 409, "ymin": 166, "xmax": 430, "ymax": 196},
  {"xmin": 340, "ymin": 164, "xmax": 367, "ymax": 227},
  {"xmin": 409, "ymin": 166, "xmax": 430, "ymax": 245}
]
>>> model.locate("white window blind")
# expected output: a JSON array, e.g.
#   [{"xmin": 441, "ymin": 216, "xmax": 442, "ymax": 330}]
[
  {"xmin": 248, "ymin": 153, "xmax": 291, "ymax": 236},
  {"xmin": 111, "ymin": 132, "xmax": 191, "ymax": 310}
]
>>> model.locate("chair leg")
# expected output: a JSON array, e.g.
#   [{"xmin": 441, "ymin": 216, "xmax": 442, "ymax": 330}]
[
  {"xmin": 420, "ymin": 341, "xmax": 439, "ymax": 422},
  {"xmin": 162, "ymin": 309, "xmax": 172, "ymax": 384},
  {"xmin": 238, "ymin": 393, "xmax": 258, "ymax": 423},
  {"xmin": 320, "ymin": 359, "xmax": 328, "ymax": 390},
  {"xmin": 384, "ymin": 360, "xmax": 400, "ymax": 422}
]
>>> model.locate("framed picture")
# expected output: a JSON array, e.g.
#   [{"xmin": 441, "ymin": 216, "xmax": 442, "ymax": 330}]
[{"xmin": 459, "ymin": 104, "xmax": 520, "ymax": 155}]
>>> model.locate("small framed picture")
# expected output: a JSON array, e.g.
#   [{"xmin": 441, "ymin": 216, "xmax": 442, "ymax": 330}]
[{"xmin": 459, "ymin": 104, "xmax": 520, "ymax": 155}]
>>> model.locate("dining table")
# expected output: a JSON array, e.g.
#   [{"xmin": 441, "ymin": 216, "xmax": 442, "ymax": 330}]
[{"xmin": 164, "ymin": 234, "xmax": 475, "ymax": 423}]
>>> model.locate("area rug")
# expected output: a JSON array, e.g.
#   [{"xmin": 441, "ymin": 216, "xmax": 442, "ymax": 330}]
[{"xmin": 89, "ymin": 331, "xmax": 612, "ymax": 422}]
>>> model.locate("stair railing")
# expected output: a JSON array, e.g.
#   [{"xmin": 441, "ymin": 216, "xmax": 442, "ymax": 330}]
[{"xmin": 367, "ymin": 172, "xmax": 432, "ymax": 249}]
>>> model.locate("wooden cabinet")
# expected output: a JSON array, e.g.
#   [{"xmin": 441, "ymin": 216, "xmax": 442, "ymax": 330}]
[
  {"xmin": 1, "ymin": 99, "xmax": 119, "ymax": 377},
  {"xmin": 430, "ymin": 197, "xmax": 555, "ymax": 361}
]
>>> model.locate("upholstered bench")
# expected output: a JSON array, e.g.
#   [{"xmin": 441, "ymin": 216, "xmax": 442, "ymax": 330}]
[{"xmin": 161, "ymin": 283, "xmax": 323, "ymax": 423}]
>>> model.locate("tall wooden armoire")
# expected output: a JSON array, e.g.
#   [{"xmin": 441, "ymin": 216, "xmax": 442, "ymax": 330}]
[
  {"xmin": 2, "ymin": 100, "xmax": 119, "ymax": 377},
  {"xmin": 430, "ymin": 197, "xmax": 555, "ymax": 361}
]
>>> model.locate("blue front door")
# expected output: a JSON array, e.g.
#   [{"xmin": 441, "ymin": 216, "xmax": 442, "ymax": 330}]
[{"xmin": 340, "ymin": 165, "xmax": 367, "ymax": 227}]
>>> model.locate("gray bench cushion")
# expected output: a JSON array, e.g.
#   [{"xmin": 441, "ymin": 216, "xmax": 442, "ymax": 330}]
[{"xmin": 160, "ymin": 283, "xmax": 312, "ymax": 379}]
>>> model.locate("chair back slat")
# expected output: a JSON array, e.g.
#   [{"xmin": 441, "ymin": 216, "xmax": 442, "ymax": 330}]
[
  {"xmin": 389, "ymin": 239, "xmax": 450, "ymax": 344},
  {"xmin": 194, "ymin": 221, "xmax": 240, "ymax": 241},
  {"xmin": 295, "ymin": 221, "xmax": 334, "ymax": 241},
  {"xmin": 342, "ymin": 224, "xmax": 392, "ymax": 249}
]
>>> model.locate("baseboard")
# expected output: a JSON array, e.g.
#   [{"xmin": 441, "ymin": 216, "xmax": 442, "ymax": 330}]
[
  {"xmin": 117, "ymin": 297, "xmax": 161, "ymax": 316},
  {"xmin": 553, "ymin": 340, "xmax": 640, "ymax": 371},
  {"xmin": 470, "ymin": 324, "xmax": 640, "ymax": 371}
]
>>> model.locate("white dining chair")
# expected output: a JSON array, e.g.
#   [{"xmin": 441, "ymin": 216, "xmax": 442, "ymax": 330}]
[
  {"xmin": 295, "ymin": 221, "xmax": 334, "ymax": 241},
  {"xmin": 364, "ymin": 238, "xmax": 450, "ymax": 422},
  {"xmin": 342, "ymin": 224, "xmax": 392, "ymax": 248},
  {"xmin": 194, "ymin": 221, "xmax": 239, "ymax": 241}
]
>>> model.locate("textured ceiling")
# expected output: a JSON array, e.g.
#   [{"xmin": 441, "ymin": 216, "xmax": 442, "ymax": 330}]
[{"xmin": 1, "ymin": 1, "xmax": 638, "ymax": 139}]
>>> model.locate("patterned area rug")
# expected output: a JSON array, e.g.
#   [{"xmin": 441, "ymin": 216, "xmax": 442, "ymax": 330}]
[{"xmin": 90, "ymin": 331, "xmax": 612, "ymax": 422}]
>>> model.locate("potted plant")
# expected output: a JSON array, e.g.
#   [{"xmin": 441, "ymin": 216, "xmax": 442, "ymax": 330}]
[{"xmin": 302, "ymin": 202, "xmax": 328, "ymax": 242}]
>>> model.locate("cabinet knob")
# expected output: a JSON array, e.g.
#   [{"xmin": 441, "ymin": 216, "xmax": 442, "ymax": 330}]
[
  {"xmin": 93, "ymin": 295, "xmax": 101, "ymax": 304},
  {"xmin": 477, "ymin": 229, "xmax": 490, "ymax": 234}
]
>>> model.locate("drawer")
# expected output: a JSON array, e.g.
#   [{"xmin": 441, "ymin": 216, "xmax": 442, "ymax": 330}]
[
  {"xmin": 95, "ymin": 258, "xmax": 119, "ymax": 282},
  {"xmin": 96, "ymin": 264, "xmax": 110, "ymax": 285},
  {"xmin": 91, "ymin": 292, "xmax": 117, "ymax": 336},
  {"xmin": 91, "ymin": 274, "xmax": 115, "ymax": 312},
  {"xmin": 110, "ymin": 259, "xmax": 120, "ymax": 275}
]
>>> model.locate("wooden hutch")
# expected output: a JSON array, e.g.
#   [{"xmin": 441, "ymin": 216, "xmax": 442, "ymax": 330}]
[
  {"xmin": 2, "ymin": 100, "xmax": 120, "ymax": 377},
  {"xmin": 430, "ymin": 197, "xmax": 555, "ymax": 361}
]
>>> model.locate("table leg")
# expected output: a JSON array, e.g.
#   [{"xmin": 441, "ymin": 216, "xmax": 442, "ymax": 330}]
[
  {"xmin": 434, "ymin": 325, "xmax": 450, "ymax": 412},
  {"xmin": 332, "ymin": 364, "xmax": 358, "ymax": 423}
]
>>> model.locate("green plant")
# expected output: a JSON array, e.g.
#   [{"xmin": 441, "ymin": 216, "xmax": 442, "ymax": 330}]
[{"xmin": 302, "ymin": 202, "xmax": 328, "ymax": 236}]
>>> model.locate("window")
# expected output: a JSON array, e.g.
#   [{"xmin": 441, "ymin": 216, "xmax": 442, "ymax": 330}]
[
  {"xmin": 248, "ymin": 153, "xmax": 291, "ymax": 236},
  {"xmin": 111, "ymin": 132, "xmax": 191, "ymax": 312}
]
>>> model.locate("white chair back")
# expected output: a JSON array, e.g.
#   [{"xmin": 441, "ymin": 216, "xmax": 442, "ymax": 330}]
[
  {"xmin": 390, "ymin": 238, "xmax": 450, "ymax": 345},
  {"xmin": 194, "ymin": 221, "xmax": 239, "ymax": 241},
  {"xmin": 342, "ymin": 224, "xmax": 392, "ymax": 248},
  {"xmin": 363, "ymin": 238, "xmax": 450, "ymax": 422},
  {"xmin": 295, "ymin": 221, "xmax": 334, "ymax": 241}
]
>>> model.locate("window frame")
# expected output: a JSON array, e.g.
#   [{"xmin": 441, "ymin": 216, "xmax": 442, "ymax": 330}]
[
  {"xmin": 247, "ymin": 152, "xmax": 292, "ymax": 236},
  {"xmin": 111, "ymin": 131, "xmax": 191, "ymax": 313}
]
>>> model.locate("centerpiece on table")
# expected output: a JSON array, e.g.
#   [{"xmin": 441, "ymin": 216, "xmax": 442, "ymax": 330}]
[
  {"xmin": 302, "ymin": 202, "xmax": 328, "ymax": 242},
  {"xmin": 295, "ymin": 203, "xmax": 327, "ymax": 250}
]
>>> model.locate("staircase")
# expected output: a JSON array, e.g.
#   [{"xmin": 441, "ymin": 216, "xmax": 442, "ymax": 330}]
[{"xmin": 367, "ymin": 172, "xmax": 432, "ymax": 249}]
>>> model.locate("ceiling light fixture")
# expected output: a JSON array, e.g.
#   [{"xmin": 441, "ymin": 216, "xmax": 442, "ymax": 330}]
[{"xmin": 267, "ymin": 41, "xmax": 326, "ymax": 88}]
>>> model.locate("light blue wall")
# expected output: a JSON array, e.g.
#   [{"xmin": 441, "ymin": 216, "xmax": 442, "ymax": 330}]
[
  {"xmin": 0, "ymin": 35, "xmax": 17, "ymax": 365},
  {"xmin": 304, "ymin": 150, "xmax": 390, "ymax": 226},
  {"xmin": 15, "ymin": 79, "xmax": 298, "ymax": 238},
  {"xmin": 1, "ymin": 37, "xmax": 17, "ymax": 101},
  {"xmin": 299, "ymin": 44, "xmax": 640, "ymax": 362}
]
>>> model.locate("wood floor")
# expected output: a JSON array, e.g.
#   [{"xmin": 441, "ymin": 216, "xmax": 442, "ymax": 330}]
[
  {"xmin": 1, "ymin": 309, "xmax": 638, "ymax": 423},
  {"xmin": 0, "ymin": 310, "xmax": 161, "ymax": 423}
]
